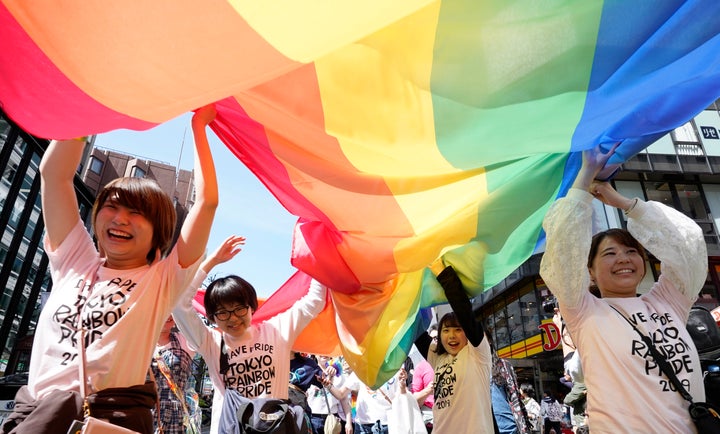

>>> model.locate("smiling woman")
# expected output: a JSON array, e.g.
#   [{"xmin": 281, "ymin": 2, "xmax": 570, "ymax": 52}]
[
  {"xmin": 171, "ymin": 235, "xmax": 327, "ymax": 434},
  {"xmin": 540, "ymin": 146, "xmax": 708, "ymax": 433},
  {"xmin": 412, "ymin": 266, "xmax": 494, "ymax": 434},
  {"xmin": 0, "ymin": 106, "xmax": 219, "ymax": 434}
]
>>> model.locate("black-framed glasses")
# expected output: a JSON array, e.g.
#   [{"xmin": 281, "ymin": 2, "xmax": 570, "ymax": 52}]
[{"xmin": 214, "ymin": 306, "xmax": 249, "ymax": 321}]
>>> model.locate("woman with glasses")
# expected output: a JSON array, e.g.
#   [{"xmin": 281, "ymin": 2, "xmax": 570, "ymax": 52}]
[{"xmin": 172, "ymin": 235, "xmax": 327, "ymax": 434}]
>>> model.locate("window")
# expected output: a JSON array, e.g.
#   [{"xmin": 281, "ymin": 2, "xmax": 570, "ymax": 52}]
[
  {"xmin": 493, "ymin": 305, "xmax": 510, "ymax": 349},
  {"xmin": 675, "ymin": 143, "xmax": 704, "ymax": 156},
  {"xmin": 0, "ymin": 118, "xmax": 10, "ymax": 143},
  {"xmin": 89, "ymin": 157, "xmax": 103, "ymax": 175},
  {"xmin": 520, "ymin": 286, "xmax": 541, "ymax": 337},
  {"xmin": 671, "ymin": 122, "xmax": 699, "ymax": 143},
  {"xmin": 3, "ymin": 163, "xmax": 17, "ymax": 185},
  {"xmin": 675, "ymin": 184, "xmax": 707, "ymax": 219},
  {"xmin": 506, "ymin": 297, "xmax": 523, "ymax": 344},
  {"xmin": 130, "ymin": 166, "xmax": 146, "ymax": 178}
]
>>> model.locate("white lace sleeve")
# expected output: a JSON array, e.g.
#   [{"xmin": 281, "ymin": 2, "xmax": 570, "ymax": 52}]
[
  {"xmin": 539, "ymin": 188, "xmax": 594, "ymax": 309},
  {"xmin": 626, "ymin": 200, "xmax": 707, "ymax": 300}
]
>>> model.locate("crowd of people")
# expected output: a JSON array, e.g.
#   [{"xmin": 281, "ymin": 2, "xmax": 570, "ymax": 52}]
[{"xmin": 1, "ymin": 107, "xmax": 715, "ymax": 434}]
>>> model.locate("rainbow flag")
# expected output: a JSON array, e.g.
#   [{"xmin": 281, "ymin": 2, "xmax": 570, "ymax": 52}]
[{"xmin": 2, "ymin": 0, "xmax": 720, "ymax": 387}]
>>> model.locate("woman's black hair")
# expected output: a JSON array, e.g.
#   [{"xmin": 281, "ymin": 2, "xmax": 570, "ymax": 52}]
[
  {"xmin": 520, "ymin": 383, "xmax": 536, "ymax": 399},
  {"xmin": 204, "ymin": 275, "xmax": 258, "ymax": 320}
]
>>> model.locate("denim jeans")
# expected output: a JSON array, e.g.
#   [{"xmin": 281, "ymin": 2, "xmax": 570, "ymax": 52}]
[
  {"xmin": 311, "ymin": 414, "xmax": 327, "ymax": 434},
  {"xmin": 354, "ymin": 421, "xmax": 388, "ymax": 434}
]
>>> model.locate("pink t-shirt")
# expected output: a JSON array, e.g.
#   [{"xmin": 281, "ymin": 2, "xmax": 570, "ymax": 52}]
[{"xmin": 411, "ymin": 359, "xmax": 435, "ymax": 408}]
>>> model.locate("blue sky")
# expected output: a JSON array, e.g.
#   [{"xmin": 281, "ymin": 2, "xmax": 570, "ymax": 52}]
[{"xmin": 94, "ymin": 113, "xmax": 297, "ymax": 297}]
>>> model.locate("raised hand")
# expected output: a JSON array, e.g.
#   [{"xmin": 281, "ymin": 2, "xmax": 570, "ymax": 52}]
[
  {"xmin": 573, "ymin": 143, "xmax": 620, "ymax": 191},
  {"xmin": 201, "ymin": 235, "xmax": 246, "ymax": 273},
  {"xmin": 398, "ymin": 367, "xmax": 407, "ymax": 394}
]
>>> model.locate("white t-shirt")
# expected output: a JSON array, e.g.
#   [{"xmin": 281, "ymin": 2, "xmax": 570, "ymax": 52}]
[
  {"xmin": 173, "ymin": 272, "xmax": 326, "ymax": 434},
  {"xmin": 29, "ymin": 219, "xmax": 201, "ymax": 399},
  {"xmin": 344, "ymin": 371, "xmax": 400, "ymax": 425},
  {"xmin": 541, "ymin": 189, "xmax": 707, "ymax": 433},
  {"xmin": 428, "ymin": 338, "xmax": 493, "ymax": 434},
  {"xmin": 307, "ymin": 381, "xmax": 341, "ymax": 415}
]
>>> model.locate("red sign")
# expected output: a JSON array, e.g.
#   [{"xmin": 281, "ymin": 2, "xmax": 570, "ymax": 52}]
[{"xmin": 538, "ymin": 320, "xmax": 561, "ymax": 351}]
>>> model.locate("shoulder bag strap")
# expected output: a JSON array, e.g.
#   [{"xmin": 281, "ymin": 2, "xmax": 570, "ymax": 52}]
[
  {"xmin": 322, "ymin": 386, "xmax": 334, "ymax": 414},
  {"xmin": 77, "ymin": 271, "xmax": 99, "ymax": 418},
  {"xmin": 433, "ymin": 369, "xmax": 447, "ymax": 399},
  {"xmin": 219, "ymin": 336, "xmax": 230, "ymax": 375},
  {"xmin": 608, "ymin": 305, "xmax": 694, "ymax": 403}
]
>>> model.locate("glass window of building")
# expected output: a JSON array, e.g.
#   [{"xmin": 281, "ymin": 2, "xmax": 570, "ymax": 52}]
[
  {"xmin": 675, "ymin": 184, "xmax": 707, "ymax": 219},
  {"xmin": 493, "ymin": 303, "xmax": 510, "ymax": 349},
  {"xmin": 130, "ymin": 165, "xmax": 146, "ymax": 178},
  {"xmin": 89, "ymin": 156, "xmax": 104, "ymax": 175},
  {"xmin": 2, "ymin": 162, "xmax": 18, "ymax": 186},
  {"xmin": 697, "ymin": 266, "xmax": 720, "ymax": 311},
  {"xmin": 645, "ymin": 182, "xmax": 673, "ymax": 207},
  {"xmin": 520, "ymin": 284, "xmax": 541, "ymax": 337},
  {"xmin": 672, "ymin": 121, "xmax": 699, "ymax": 143},
  {"xmin": 506, "ymin": 294, "xmax": 522, "ymax": 344},
  {"xmin": 0, "ymin": 117, "xmax": 10, "ymax": 141}
]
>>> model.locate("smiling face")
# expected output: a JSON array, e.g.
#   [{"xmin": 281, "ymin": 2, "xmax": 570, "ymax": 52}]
[
  {"xmin": 94, "ymin": 197, "xmax": 154, "ymax": 269},
  {"xmin": 440, "ymin": 320, "xmax": 469, "ymax": 356},
  {"xmin": 92, "ymin": 177, "xmax": 176, "ymax": 265},
  {"xmin": 588, "ymin": 231, "xmax": 646, "ymax": 298},
  {"xmin": 204, "ymin": 275, "xmax": 259, "ymax": 341},
  {"xmin": 213, "ymin": 302, "xmax": 253, "ymax": 339}
]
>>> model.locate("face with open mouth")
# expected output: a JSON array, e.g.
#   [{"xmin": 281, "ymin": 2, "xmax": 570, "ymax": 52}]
[
  {"xmin": 440, "ymin": 324, "xmax": 469, "ymax": 356},
  {"xmin": 95, "ymin": 198, "xmax": 154, "ymax": 269}
]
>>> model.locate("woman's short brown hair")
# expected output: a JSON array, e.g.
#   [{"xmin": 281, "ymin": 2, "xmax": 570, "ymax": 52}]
[{"xmin": 92, "ymin": 177, "xmax": 177, "ymax": 263}]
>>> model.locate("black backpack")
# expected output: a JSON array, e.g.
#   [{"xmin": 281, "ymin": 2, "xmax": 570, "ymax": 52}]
[
  {"xmin": 686, "ymin": 306, "xmax": 720, "ymax": 407},
  {"xmin": 687, "ymin": 306, "xmax": 720, "ymax": 356},
  {"xmin": 236, "ymin": 398, "xmax": 309, "ymax": 434}
]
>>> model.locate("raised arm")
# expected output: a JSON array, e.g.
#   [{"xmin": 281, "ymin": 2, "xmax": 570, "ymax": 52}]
[
  {"xmin": 173, "ymin": 235, "xmax": 245, "ymax": 350},
  {"xmin": 39, "ymin": 138, "xmax": 85, "ymax": 250},
  {"xmin": 176, "ymin": 105, "xmax": 220, "ymax": 267},
  {"xmin": 437, "ymin": 265, "xmax": 484, "ymax": 347}
]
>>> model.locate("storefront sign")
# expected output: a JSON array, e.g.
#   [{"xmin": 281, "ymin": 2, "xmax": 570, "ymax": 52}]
[{"xmin": 538, "ymin": 319, "xmax": 562, "ymax": 351}]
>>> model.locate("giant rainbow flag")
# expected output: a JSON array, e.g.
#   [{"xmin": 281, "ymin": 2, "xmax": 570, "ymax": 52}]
[{"xmin": 2, "ymin": 0, "xmax": 720, "ymax": 387}]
